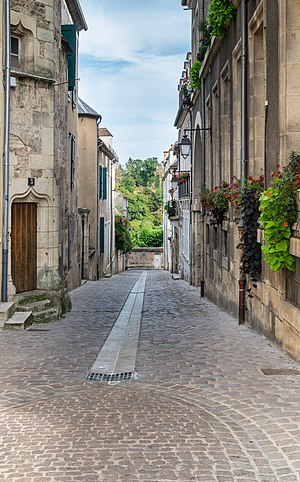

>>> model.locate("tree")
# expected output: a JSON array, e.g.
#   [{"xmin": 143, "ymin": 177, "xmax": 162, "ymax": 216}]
[{"xmin": 116, "ymin": 157, "xmax": 163, "ymax": 247}]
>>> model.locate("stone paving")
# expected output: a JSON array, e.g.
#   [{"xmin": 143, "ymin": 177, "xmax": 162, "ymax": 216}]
[{"xmin": 0, "ymin": 269, "xmax": 300, "ymax": 481}]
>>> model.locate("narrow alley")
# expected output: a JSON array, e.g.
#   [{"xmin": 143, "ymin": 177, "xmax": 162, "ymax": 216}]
[{"xmin": 0, "ymin": 270, "xmax": 300, "ymax": 482}]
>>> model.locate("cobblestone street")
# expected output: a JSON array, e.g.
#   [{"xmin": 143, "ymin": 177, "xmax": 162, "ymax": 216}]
[{"xmin": 1, "ymin": 269, "xmax": 300, "ymax": 482}]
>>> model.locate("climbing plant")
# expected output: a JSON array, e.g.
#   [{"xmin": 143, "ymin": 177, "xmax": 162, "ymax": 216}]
[
  {"xmin": 259, "ymin": 152, "xmax": 300, "ymax": 272},
  {"xmin": 208, "ymin": 0, "xmax": 237, "ymax": 38},
  {"xmin": 190, "ymin": 60, "xmax": 202, "ymax": 90},
  {"xmin": 115, "ymin": 215, "xmax": 133, "ymax": 253}
]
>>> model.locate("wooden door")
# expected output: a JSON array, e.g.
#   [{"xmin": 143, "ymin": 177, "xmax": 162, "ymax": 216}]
[{"xmin": 11, "ymin": 203, "xmax": 37, "ymax": 293}]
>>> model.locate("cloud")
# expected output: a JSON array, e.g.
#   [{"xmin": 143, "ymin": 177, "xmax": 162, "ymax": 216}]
[{"xmin": 78, "ymin": 0, "xmax": 190, "ymax": 163}]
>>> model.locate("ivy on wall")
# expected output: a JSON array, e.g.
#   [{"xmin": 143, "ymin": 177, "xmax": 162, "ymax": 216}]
[
  {"xmin": 208, "ymin": 0, "xmax": 237, "ymax": 38},
  {"xmin": 190, "ymin": 60, "xmax": 202, "ymax": 90}
]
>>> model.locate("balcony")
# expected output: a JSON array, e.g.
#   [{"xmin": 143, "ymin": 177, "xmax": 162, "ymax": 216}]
[
  {"xmin": 165, "ymin": 200, "xmax": 179, "ymax": 220},
  {"xmin": 178, "ymin": 177, "xmax": 190, "ymax": 199}
]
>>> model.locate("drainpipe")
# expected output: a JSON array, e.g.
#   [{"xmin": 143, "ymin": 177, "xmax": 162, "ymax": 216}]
[
  {"xmin": 2, "ymin": 0, "xmax": 11, "ymax": 302},
  {"xmin": 241, "ymin": 0, "xmax": 249, "ymax": 185},
  {"xmin": 109, "ymin": 157, "xmax": 116, "ymax": 276},
  {"xmin": 239, "ymin": 0, "xmax": 249, "ymax": 324},
  {"xmin": 188, "ymin": 109, "xmax": 193, "ymax": 286},
  {"xmin": 96, "ymin": 118, "xmax": 101, "ymax": 279},
  {"xmin": 200, "ymin": 76, "xmax": 206, "ymax": 297}
]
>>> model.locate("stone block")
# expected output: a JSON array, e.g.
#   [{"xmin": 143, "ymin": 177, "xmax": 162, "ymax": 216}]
[{"xmin": 37, "ymin": 27, "xmax": 53, "ymax": 43}]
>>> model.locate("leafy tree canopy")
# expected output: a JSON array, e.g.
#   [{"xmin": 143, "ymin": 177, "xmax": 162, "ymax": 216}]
[{"xmin": 116, "ymin": 157, "xmax": 163, "ymax": 248}]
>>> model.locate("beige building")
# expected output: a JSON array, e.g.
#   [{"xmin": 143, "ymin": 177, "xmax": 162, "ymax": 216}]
[
  {"xmin": 1, "ymin": 0, "xmax": 87, "ymax": 314},
  {"xmin": 77, "ymin": 97, "xmax": 102, "ymax": 280},
  {"xmin": 169, "ymin": 0, "xmax": 300, "ymax": 361},
  {"xmin": 98, "ymin": 128, "xmax": 118, "ymax": 277},
  {"xmin": 77, "ymin": 104, "xmax": 120, "ymax": 279}
]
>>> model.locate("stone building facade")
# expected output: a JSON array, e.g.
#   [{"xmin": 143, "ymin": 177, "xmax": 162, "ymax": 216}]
[
  {"xmin": 2, "ymin": 0, "xmax": 87, "ymax": 311},
  {"xmin": 77, "ymin": 97, "xmax": 102, "ymax": 280},
  {"xmin": 169, "ymin": 0, "xmax": 300, "ymax": 360},
  {"xmin": 98, "ymin": 128, "xmax": 118, "ymax": 278},
  {"xmin": 77, "ymin": 112, "xmax": 120, "ymax": 280}
]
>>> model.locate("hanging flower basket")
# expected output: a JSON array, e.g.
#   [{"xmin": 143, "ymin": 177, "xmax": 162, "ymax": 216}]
[{"xmin": 176, "ymin": 172, "xmax": 190, "ymax": 184}]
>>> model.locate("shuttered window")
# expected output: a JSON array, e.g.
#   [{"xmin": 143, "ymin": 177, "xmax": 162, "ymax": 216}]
[
  {"xmin": 99, "ymin": 166, "xmax": 107, "ymax": 200},
  {"xmin": 61, "ymin": 24, "xmax": 77, "ymax": 91}
]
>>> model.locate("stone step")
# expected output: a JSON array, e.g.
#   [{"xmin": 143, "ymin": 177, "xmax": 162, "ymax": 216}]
[
  {"xmin": 5, "ymin": 311, "xmax": 32, "ymax": 330},
  {"xmin": 15, "ymin": 290, "xmax": 49, "ymax": 307},
  {"xmin": 0, "ymin": 302, "xmax": 15, "ymax": 327},
  {"xmin": 32, "ymin": 308, "xmax": 59, "ymax": 324},
  {"xmin": 16, "ymin": 299, "xmax": 52, "ymax": 313}
]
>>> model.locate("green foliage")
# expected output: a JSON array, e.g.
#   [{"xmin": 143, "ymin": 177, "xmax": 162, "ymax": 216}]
[
  {"xmin": 259, "ymin": 152, "xmax": 300, "ymax": 272},
  {"xmin": 117, "ymin": 157, "xmax": 163, "ymax": 247},
  {"xmin": 190, "ymin": 61, "xmax": 202, "ymax": 91},
  {"xmin": 200, "ymin": 181, "xmax": 231, "ymax": 224},
  {"xmin": 115, "ymin": 215, "xmax": 133, "ymax": 253},
  {"xmin": 133, "ymin": 227, "xmax": 163, "ymax": 248},
  {"xmin": 208, "ymin": 0, "xmax": 237, "ymax": 38},
  {"xmin": 197, "ymin": 21, "xmax": 211, "ymax": 61}
]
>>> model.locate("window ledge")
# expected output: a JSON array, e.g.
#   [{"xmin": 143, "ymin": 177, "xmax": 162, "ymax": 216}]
[{"xmin": 10, "ymin": 69, "xmax": 55, "ymax": 83}]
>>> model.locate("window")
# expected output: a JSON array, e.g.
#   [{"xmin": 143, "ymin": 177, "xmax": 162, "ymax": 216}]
[
  {"xmin": 72, "ymin": 87, "xmax": 76, "ymax": 109},
  {"xmin": 213, "ymin": 226, "xmax": 218, "ymax": 251},
  {"xmin": 11, "ymin": 36, "xmax": 20, "ymax": 68},
  {"xmin": 286, "ymin": 258, "xmax": 300, "ymax": 307},
  {"xmin": 99, "ymin": 217, "xmax": 105, "ymax": 254},
  {"xmin": 223, "ymin": 229, "xmax": 228, "ymax": 258},
  {"xmin": 206, "ymin": 224, "xmax": 210, "ymax": 245}
]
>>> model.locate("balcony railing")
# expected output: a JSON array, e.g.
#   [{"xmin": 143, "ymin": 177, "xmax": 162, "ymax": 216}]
[
  {"xmin": 166, "ymin": 200, "xmax": 179, "ymax": 219},
  {"xmin": 178, "ymin": 178, "xmax": 190, "ymax": 198}
]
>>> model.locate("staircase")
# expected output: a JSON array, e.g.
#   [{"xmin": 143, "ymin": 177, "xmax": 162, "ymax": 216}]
[
  {"xmin": 0, "ymin": 290, "xmax": 60, "ymax": 330},
  {"xmin": 0, "ymin": 302, "xmax": 32, "ymax": 330}
]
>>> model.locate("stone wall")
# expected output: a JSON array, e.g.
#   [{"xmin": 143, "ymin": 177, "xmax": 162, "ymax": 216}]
[{"xmin": 128, "ymin": 248, "xmax": 163, "ymax": 269}]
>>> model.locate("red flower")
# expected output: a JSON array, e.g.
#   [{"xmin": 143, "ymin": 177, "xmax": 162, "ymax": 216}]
[
  {"xmin": 283, "ymin": 222, "xmax": 289, "ymax": 227},
  {"xmin": 266, "ymin": 191, "xmax": 271, "ymax": 197},
  {"xmin": 276, "ymin": 163, "xmax": 280, "ymax": 168},
  {"xmin": 296, "ymin": 179, "xmax": 300, "ymax": 185}
]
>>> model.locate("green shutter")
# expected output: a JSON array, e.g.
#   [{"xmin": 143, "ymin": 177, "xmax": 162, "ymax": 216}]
[
  {"xmin": 61, "ymin": 24, "xmax": 77, "ymax": 91},
  {"xmin": 99, "ymin": 166, "xmax": 107, "ymax": 200},
  {"xmin": 100, "ymin": 217, "xmax": 105, "ymax": 254},
  {"xmin": 102, "ymin": 167, "xmax": 107, "ymax": 200}
]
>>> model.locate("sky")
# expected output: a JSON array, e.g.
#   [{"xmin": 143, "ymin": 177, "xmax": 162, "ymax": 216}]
[{"xmin": 78, "ymin": 0, "xmax": 191, "ymax": 164}]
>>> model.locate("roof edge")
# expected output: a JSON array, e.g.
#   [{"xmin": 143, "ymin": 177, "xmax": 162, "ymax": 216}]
[{"xmin": 65, "ymin": 0, "xmax": 88, "ymax": 31}]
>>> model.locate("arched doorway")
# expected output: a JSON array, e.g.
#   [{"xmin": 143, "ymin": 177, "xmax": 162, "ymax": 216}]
[{"xmin": 11, "ymin": 202, "xmax": 37, "ymax": 292}]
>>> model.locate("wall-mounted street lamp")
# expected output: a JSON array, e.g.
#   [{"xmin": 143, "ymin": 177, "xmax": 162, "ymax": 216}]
[
  {"xmin": 179, "ymin": 126, "xmax": 212, "ymax": 160},
  {"xmin": 180, "ymin": 134, "xmax": 192, "ymax": 159},
  {"xmin": 171, "ymin": 174, "xmax": 178, "ymax": 190}
]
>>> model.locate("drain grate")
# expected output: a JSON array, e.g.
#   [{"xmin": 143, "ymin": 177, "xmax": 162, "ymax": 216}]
[
  {"xmin": 27, "ymin": 328, "xmax": 50, "ymax": 332},
  {"xmin": 261, "ymin": 368, "xmax": 300, "ymax": 376},
  {"xmin": 87, "ymin": 372, "xmax": 134, "ymax": 382}
]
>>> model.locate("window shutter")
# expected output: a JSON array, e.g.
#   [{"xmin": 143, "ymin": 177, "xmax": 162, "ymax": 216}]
[
  {"xmin": 99, "ymin": 166, "xmax": 107, "ymax": 200},
  {"xmin": 61, "ymin": 24, "xmax": 77, "ymax": 91},
  {"xmin": 99, "ymin": 217, "xmax": 105, "ymax": 254},
  {"xmin": 102, "ymin": 167, "xmax": 107, "ymax": 200}
]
